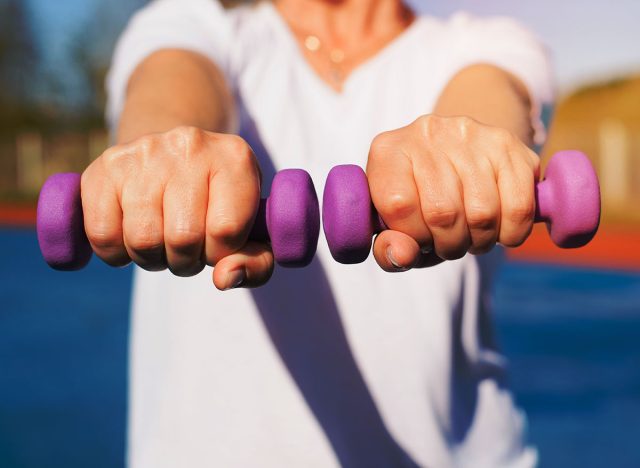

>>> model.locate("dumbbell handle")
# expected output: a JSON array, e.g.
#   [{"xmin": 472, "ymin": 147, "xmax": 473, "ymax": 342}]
[{"xmin": 37, "ymin": 169, "xmax": 320, "ymax": 271}]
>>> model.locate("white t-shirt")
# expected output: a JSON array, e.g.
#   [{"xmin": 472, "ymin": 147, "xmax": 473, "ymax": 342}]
[{"xmin": 107, "ymin": 1, "xmax": 553, "ymax": 467}]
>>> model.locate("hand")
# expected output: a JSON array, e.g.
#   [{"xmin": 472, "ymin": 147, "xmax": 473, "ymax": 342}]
[
  {"xmin": 366, "ymin": 114, "xmax": 540, "ymax": 271},
  {"xmin": 81, "ymin": 126, "xmax": 273, "ymax": 289}
]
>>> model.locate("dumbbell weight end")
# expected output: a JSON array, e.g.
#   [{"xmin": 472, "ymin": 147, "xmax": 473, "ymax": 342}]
[
  {"xmin": 534, "ymin": 150, "xmax": 600, "ymax": 248},
  {"xmin": 37, "ymin": 173, "xmax": 93, "ymax": 271}
]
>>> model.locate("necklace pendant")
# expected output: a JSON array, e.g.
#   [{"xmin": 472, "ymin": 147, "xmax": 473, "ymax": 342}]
[{"xmin": 304, "ymin": 35, "xmax": 321, "ymax": 52}]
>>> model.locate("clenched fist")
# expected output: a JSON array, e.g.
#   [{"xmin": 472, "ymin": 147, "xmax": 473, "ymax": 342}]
[
  {"xmin": 81, "ymin": 126, "xmax": 274, "ymax": 289},
  {"xmin": 367, "ymin": 114, "xmax": 540, "ymax": 271}
]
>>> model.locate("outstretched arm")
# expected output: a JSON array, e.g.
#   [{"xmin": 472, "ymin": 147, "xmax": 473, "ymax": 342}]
[
  {"xmin": 116, "ymin": 49, "xmax": 234, "ymax": 143},
  {"xmin": 434, "ymin": 63, "xmax": 535, "ymax": 146}
]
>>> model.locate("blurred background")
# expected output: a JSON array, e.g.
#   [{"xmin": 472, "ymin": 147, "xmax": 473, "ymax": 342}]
[{"xmin": 0, "ymin": 0, "xmax": 638, "ymax": 467}]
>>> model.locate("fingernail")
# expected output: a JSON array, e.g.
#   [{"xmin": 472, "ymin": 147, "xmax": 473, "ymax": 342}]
[
  {"xmin": 386, "ymin": 247, "xmax": 409, "ymax": 272},
  {"xmin": 223, "ymin": 269, "xmax": 245, "ymax": 290}
]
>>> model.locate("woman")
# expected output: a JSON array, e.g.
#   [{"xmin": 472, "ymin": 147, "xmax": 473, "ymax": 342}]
[{"xmin": 89, "ymin": 0, "xmax": 552, "ymax": 465}]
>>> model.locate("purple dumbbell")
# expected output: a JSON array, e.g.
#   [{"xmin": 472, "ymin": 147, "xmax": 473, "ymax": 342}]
[
  {"xmin": 37, "ymin": 169, "xmax": 320, "ymax": 270},
  {"xmin": 323, "ymin": 150, "xmax": 601, "ymax": 264}
]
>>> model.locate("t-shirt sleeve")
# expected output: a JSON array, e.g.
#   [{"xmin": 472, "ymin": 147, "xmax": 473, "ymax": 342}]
[
  {"xmin": 445, "ymin": 13, "xmax": 555, "ymax": 146},
  {"xmin": 105, "ymin": 0, "xmax": 232, "ymax": 132}
]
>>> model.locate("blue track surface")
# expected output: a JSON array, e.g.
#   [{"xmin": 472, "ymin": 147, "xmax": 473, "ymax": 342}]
[
  {"xmin": 0, "ymin": 228, "xmax": 131, "ymax": 468},
  {"xmin": 1, "ymin": 227, "xmax": 639, "ymax": 467}
]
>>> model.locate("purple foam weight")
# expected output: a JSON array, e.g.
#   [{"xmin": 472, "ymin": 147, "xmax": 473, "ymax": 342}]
[
  {"xmin": 323, "ymin": 165, "xmax": 376, "ymax": 264},
  {"xmin": 535, "ymin": 150, "xmax": 600, "ymax": 248},
  {"xmin": 266, "ymin": 169, "xmax": 320, "ymax": 267},
  {"xmin": 37, "ymin": 173, "xmax": 93, "ymax": 270}
]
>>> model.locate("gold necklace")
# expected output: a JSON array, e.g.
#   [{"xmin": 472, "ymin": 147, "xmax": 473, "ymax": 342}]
[
  {"xmin": 303, "ymin": 34, "xmax": 347, "ymax": 86},
  {"xmin": 298, "ymin": 11, "xmax": 415, "ymax": 88}
]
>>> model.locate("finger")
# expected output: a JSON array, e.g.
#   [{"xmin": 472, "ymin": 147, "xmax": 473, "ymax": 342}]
[
  {"xmin": 205, "ymin": 140, "xmax": 261, "ymax": 265},
  {"xmin": 163, "ymin": 171, "xmax": 208, "ymax": 277},
  {"xmin": 81, "ymin": 166, "xmax": 130, "ymax": 267},
  {"xmin": 413, "ymin": 153, "xmax": 470, "ymax": 260},
  {"xmin": 450, "ymin": 154, "xmax": 500, "ymax": 255},
  {"xmin": 372, "ymin": 230, "xmax": 421, "ymax": 272},
  {"xmin": 121, "ymin": 174, "xmax": 167, "ymax": 271},
  {"xmin": 413, "ymin": 250, "xmax": 446, "ymax": 269},
  {"xmin": 367, "ymin": 135, "xmax": 433, "ymax": 249},
  {"xmin": 497, "ymin": 150, "xmax": 537, "ymax": 247},
  {"xmin": 212, "ymin": 242, "xmax": 274, "ymax": 290}
]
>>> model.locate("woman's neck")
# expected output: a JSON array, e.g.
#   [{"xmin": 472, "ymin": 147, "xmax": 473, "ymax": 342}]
[
  {"xmin": 274, "ymin": 0, "xmax": 413, "ymax": 51},
  {"xmin": 273, "ymin": 0, "xmax": 414, "ymax": 91}
]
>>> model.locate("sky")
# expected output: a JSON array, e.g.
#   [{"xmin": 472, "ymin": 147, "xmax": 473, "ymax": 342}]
[
  {"xmin": 25, "ymin": 0, "xmax": 640, "ymax": 96},
  {"xmin": 26, "ymin": 0, "xmax": 140, "ymax": 64},
  {"xmin": 411, "ymin": 0, "xmax": 640, "ymax": 92}
]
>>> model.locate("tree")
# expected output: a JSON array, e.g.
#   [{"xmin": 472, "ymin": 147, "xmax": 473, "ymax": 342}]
[
  {"xmin": 69, "ymin": 0, "xmax": 150, "ymax": 127},
  {"xmin": 0, "ymin": 0, "xmax": 40, "ymax": 131}
]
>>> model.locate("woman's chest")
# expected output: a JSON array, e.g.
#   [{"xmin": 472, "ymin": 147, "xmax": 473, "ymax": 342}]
[{"xmin": 232, "ymin": 19, "xmax": 451, "ymax": 180}]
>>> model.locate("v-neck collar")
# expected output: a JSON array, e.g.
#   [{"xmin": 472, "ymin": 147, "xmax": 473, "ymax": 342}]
[{"xmin": 261, "ymin": 1, "xmax": 424, "ymax": 97}]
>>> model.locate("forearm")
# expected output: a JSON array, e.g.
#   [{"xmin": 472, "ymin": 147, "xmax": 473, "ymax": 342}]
[
  {"xmin": 116, "ymin": 49, "xmax": 234, "ymax": 144},
  {"xmin": 433, "ymin": 63, "xmax": 535, "ymax": 147}
]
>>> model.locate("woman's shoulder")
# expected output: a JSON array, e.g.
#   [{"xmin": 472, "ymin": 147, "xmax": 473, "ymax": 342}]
[
  {"xmin": 225, "ymin": 1, "xmax": 298, "ymax": 50},
  {"xmin": 413, "ymin": 10, "xmax": 542, "ymax": 46}
]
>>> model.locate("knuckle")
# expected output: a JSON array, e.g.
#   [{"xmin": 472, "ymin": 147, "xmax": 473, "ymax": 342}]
[
  {"xmin": 80, "ymin": 166, "xmax": 94, "ymax": 190},
  {"xmin": 415, "ymin": 114, "xmax": 439, "ymax": 140},
  {"xmin": 493, "ymin": 127, "xmax": 516, "ymax": 148},
  {"xmin": 377, "ymin": 192, "xmax": 415, "ymax": 220},
  {"xmin": 504, "ymin": 201, "xmax": 535, "ymax": 226},
  {"xmin": 220, "ymin": 136, "xmax": 256, "ymax": 171},
  {"xmin": 207, "ymin": 217, "xmax": 246, "ymax": 245},
  {"xmin": 500, "ymin": 230, "xmax": 529, "ymax": 248},
  {"xmin": 424, "ymin": 205, "xmax": 459, "ymax": 229},
  {"xmin": 161, "ymin": 125, "xmax": 204, "ymax": 163},
  {"xmin": 466, "ymin": 205, "xmax": 498, "ymax": 231},
  {"xmin": 165, "ymin": 227, "xmax": 203, "ymax": 251},
  {"xmin": 167, "ymin": 126, "xmax": 205, "ymax": 159},
  {"xmin": 369, "ymin": 131, "xmax": 393, "ymax": 155},
  {"xmin": 236, "ymin": 147, "xmax": 256, "ymax": 170},
  {"xmin": 86, "ymin": 227, "xmax": 120, "ymax": 251},
  {"xmin": 171, "ymin": 125, "xmax": 202, "ymax": 142},
  {"xmin": 134, "ymin": 135, "xmax": 156, "ymax": 155},
  {"xmin": 126, "ymin": 228, "xmax": 163, "ymax": 253},
  {"xmin": 454, "ymin": 116, "xmax": 476, "ymax": 140},
  {"xmin": 456, "ymin": 115, "xmax": 474, "ymax": 128},
  {"xmin": 99, "ymin": 146, "xmax": 126, "ymax": 171},
  {"xmin": 223, "ymin": 134, "xmax": 251, "ymax": 156},
  {"xmin": 470, "ymin": 241, "xmax": 496, "ymax": 255},
  {"xmin": 524, "ymin": 149, "xmax": 541, "ymax": 172},
  {"xmin": 500, "ymin": 202, "xmax": 534, "ymax": 248},
  {"xmin": 436, "ymin": 242, "xmax": 469, "ymax": 261}
]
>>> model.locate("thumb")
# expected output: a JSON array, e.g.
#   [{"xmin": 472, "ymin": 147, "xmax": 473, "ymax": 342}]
[{"xmin": 212, "ymin": 241, "xmax": 274, "ymax": 290}]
